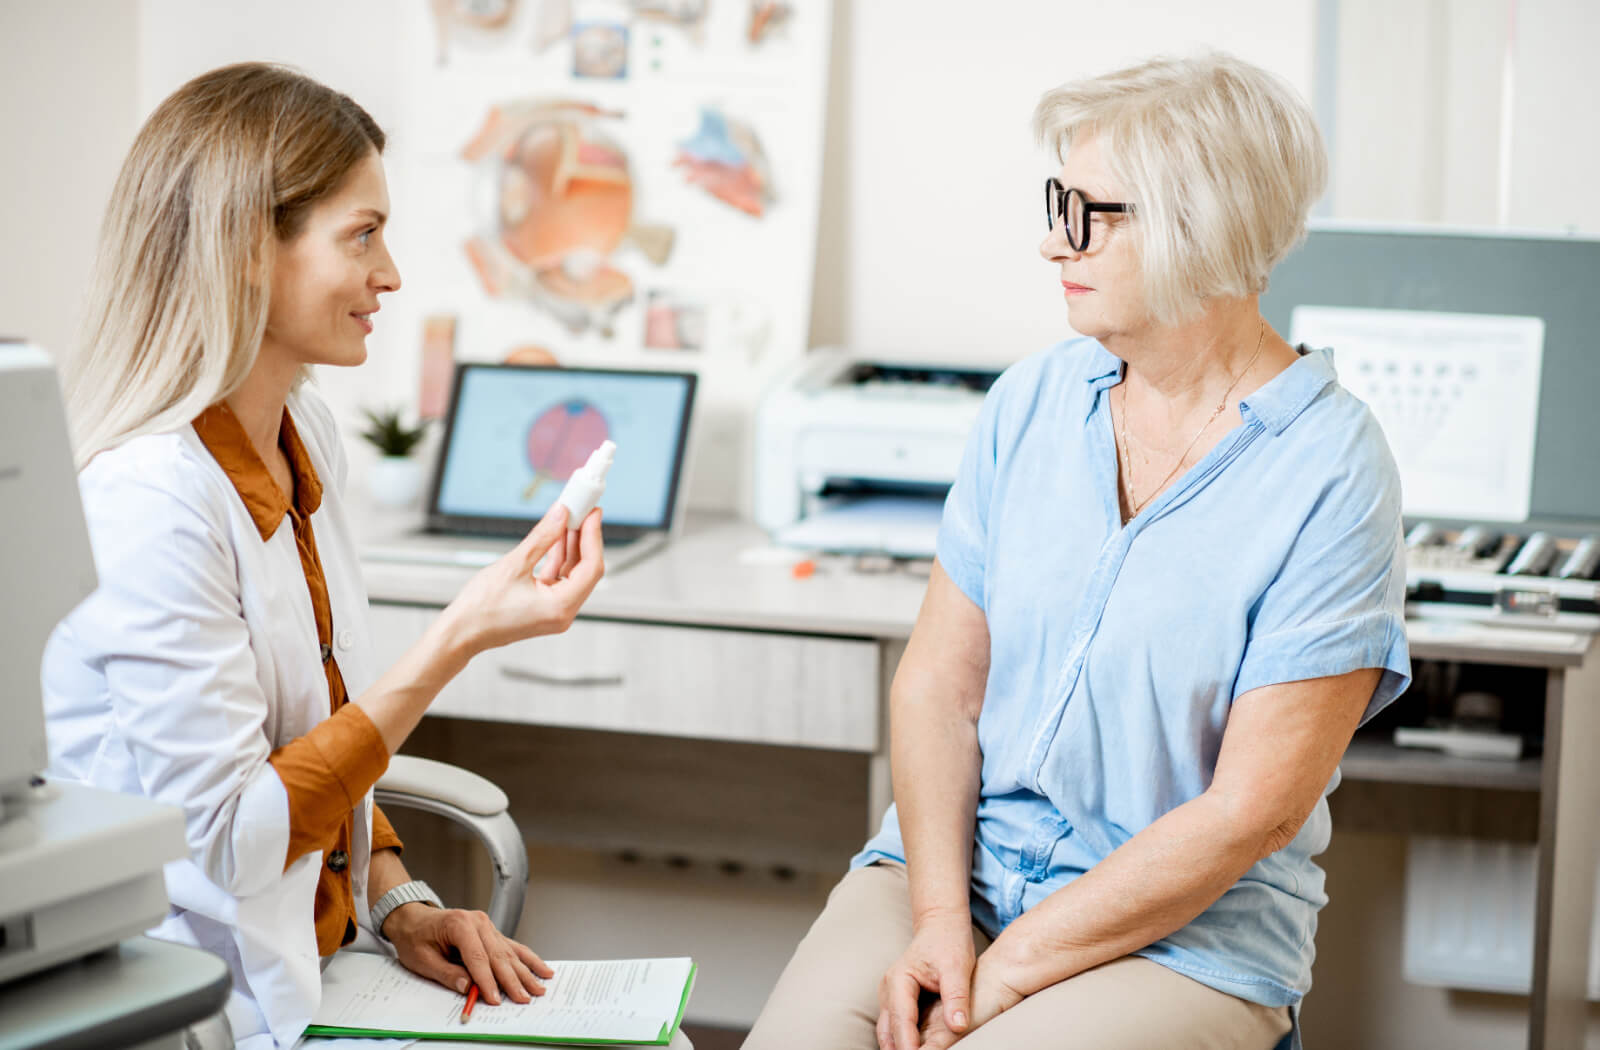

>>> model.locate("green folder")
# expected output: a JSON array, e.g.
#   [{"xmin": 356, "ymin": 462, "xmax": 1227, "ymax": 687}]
[{"xmin": 304, "ymin": 955, "xmax": 696, "ymax": 1046}]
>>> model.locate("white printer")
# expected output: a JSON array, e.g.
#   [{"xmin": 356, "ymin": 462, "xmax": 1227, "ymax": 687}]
[{"xmin": 754, "ymin": 349, "xmax": 1001, "ymax": 558}]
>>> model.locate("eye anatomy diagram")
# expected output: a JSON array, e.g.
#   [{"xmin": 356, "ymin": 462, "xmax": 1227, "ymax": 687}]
[
  {"xmin": 393, "ymin": 0, "xmax": 830, "ymax": 394},
  {"xmin": 523, "ymin": 399, "xmax": 613, "ymax": 498},
  {"xmin": 462, "ymin": 100, "xmax": 676, "ymax": 337},
  {"xmin": 674, "ymin": 107, "xmax": 776, "ymax": 218}
]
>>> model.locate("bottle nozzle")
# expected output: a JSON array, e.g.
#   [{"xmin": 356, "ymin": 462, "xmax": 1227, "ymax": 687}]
[
  {"xmin": 582, "ymin": 440, "xmax": 616, "ymax": 479},
  {"xmin": 556, "ymin": 440, "xmax": 617, "ymax": 529}
]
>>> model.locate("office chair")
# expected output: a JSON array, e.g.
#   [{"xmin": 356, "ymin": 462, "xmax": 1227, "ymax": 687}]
[
  {"xmin": 184, "ymin": 756, "xmax": 529, "ymax": 1049},
  {"xmin": 375, "ymin": 754, "xmax": 529, "ymax": 936}
]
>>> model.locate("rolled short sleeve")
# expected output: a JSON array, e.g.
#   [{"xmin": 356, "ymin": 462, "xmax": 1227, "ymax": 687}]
[
  {"xmin": 372, "ymin": 803, "xmax": 404, "ymax": 854},
  {"xmin": 935, "ymin": 382, "xmax": 1006, "ymax": 610},
  {"xmin": 269, "ymin": 703, "xmax": 390, "ymax": 868},
  {"xmin": 1233, "ymin": 447, "xmax": 1412, "ymax": 724},
  {"xmin": 71, "ymin": 469, "xmax": 292, "ymax": 897}
]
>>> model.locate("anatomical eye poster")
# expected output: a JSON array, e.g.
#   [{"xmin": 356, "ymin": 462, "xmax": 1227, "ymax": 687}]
[{"xmin": 389, "ymin": 0, "xmax": 831, "ymax": 380}]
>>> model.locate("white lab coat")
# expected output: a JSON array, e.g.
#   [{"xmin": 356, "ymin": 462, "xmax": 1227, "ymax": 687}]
[{"xmin": 41, "ymin": 387, "xmax": 383, "ymax": 1049}]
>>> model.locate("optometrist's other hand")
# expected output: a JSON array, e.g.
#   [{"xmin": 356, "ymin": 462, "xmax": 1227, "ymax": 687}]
[
  {"xmin": 384, "ymin": 903, "xmax": 554, "ymax": 1005},
  {"xmin": 447, "ymin": 503, "xmax": 604, "ymax": 655},
  {"xmin": 877, "ymin": 910, "xmax": 975, "ymax": 1050},
  {"xmin": 916, "ymin": 955, "xmax": 1026, "ymax": 1050}
]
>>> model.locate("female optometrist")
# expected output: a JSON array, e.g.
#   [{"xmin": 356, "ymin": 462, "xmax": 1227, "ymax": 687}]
[{"xmin": 39, "ymin": 64, "xmax": 604, "ymax": 1049}]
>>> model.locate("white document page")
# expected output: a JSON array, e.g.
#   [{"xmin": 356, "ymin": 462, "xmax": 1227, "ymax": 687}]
[
  {"xmin": 775, "ymin": 495, "xmax": 944, "ymax": 557},
  {"xmin": 313, "ymin": 953, "xmax": 693, "ymax": 1043},
  {"xmin": 1290, "ymin": 306, "xmax": 1545, "ymax": 522}
]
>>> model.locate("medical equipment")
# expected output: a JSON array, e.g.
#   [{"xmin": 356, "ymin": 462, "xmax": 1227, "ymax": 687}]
[
  {"xmin": 0, "ymin": 342, "xmax": 189, "ymax": 984},
  {"xmin": 1262, "ymin": 227, "xmax": 1600, "ymax": 635},
  {"xmin": 1403, "ymin": 523, "xmax": 1600, "ymax": 632},
  {"xmin": 753, "ymin": 349, "xmax": 1000, "ymax": 558}
]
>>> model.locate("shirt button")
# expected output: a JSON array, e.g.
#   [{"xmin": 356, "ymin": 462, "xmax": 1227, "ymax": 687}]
[
  {"xmin": 337, "ymin": 630, "xmax": 355, "ymax": 651},
  {"xmin": 327, "ymin": 849, "xmax": 349, "ymax": 873}
]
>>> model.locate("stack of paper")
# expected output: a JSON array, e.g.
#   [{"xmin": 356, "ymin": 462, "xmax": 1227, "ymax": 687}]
[{"xmin": 306, "ymin": 953, "xmax": 696, "ymax": 1046}]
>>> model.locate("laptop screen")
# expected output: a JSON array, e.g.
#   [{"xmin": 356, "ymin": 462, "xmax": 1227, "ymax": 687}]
[{"xmin": 427, "ymin": 363, "xmax": 697, "ymax": 537}]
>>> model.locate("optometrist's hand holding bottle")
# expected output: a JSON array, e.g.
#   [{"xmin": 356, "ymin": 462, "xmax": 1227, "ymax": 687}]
[
  {"xmin": 556, "ymin": 440, "xmax": 614, "ymax": 527},
  {"xmin": 356, "ymin": 442, "xmax": 612, "ymax": 754},
  {"xmin": 454, "ymin": 440, "xmax": 616, "ymax": 653}
]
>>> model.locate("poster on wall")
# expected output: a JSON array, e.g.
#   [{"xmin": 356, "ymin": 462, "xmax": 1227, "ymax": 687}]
[{"xmin": 388, "ymin": 0, "xmax": 832, "ymax": 507}]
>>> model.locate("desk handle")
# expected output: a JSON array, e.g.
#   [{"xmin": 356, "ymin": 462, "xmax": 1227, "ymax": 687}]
[{"xmin": 499, "ymin": 667, "xmax": 625, "ymax": 688}]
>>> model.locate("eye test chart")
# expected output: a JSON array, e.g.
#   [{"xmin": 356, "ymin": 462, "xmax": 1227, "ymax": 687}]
[{"xmin": 1290, "ymin": 306, "xmax": 1545, "ymax": 523}]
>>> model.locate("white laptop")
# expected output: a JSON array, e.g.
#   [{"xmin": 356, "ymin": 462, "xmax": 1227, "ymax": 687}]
[{"xmin": 363, "ymin": 362, "xmax": 697, "ymax": 572}]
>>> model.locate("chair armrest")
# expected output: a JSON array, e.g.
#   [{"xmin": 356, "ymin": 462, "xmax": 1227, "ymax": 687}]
[
  {"xmin": 378, "ymin": 755, "xmax": 509, "ymax": 815},
  {"xmin": 375, "ymin": 755, "xmax": 528, "ymax": 935}
]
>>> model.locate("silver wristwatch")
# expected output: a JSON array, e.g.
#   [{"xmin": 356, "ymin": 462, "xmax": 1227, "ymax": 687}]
[{"xmin": 370, "ymin": 879, "xmax": 444, "ymax": 940}]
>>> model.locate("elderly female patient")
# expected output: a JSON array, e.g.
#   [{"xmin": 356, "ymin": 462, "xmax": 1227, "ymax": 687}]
[{"xmin": 744, "ymin": 53, "xmax": 1410, "ymax": 1050}]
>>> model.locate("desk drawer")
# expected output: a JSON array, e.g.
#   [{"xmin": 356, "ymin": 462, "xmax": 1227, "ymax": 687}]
[{"xmin": 368, "ymin": 604, "xmax": 880, "ymax": 751}]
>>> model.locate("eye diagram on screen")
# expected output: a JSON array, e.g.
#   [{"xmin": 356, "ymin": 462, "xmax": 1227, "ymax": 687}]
[
  {"xmin": 435, "ymin": 368, "xmax": 691, "ymax": 528},
  {"xmin": 522, "ymin": 398, "xmax": 613, "ymax": 499}
]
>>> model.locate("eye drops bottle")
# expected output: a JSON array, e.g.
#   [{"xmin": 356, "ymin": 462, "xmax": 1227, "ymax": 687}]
[{"xmin": 557, "ymin": 440, "xmax": 615, "ymax": 529}]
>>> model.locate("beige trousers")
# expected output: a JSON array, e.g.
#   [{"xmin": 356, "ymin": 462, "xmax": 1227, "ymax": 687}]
[{"xmin": 744, "ymin": 863, "xmax": 1291, "ymax": 1050}]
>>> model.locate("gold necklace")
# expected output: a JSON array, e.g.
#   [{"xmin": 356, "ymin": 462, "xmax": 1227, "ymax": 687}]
[{"xmin": 1117, "ymin": 318, "xmax": 1266, "ymax": 520}]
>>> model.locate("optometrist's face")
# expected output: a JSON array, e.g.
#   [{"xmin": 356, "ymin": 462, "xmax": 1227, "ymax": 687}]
[
  {"xmin": 1038, "ymin": 133, "xmax": 1144, "ymax": 339},
  {"xmin": 265, "ymin": 150, "xmax": 401, "ymax": 370}
]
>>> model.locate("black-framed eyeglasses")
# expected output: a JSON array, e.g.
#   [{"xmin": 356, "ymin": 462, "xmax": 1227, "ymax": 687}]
[{"xmin": 1045, "ymin": 177, "xmax": 1131, "ymax": 251}]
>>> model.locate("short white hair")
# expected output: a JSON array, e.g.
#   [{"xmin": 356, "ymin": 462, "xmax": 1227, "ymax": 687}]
[{"xmin": 1033, "ymin": 52, "xmax": 1327, "ymax": 326}]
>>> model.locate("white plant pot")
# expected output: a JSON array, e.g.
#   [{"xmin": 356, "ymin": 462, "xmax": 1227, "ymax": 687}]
[{"xmin": 368, "ymin": 456, "xmax": 425, "ymax": 509}]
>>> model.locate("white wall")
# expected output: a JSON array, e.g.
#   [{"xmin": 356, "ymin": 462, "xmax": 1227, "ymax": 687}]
[
  {"xmin": 0, "ymin": 1, "xmax": 139, "ymax": 354},
  {"xmin": 823, "ymin": 0, "xmax": 1315, "ymax": 366},
  {"xmin": 1327, "ymin": 0, "xmax": 1600, "ymax": 232},
  {"xmin": 1505, "ymin": 0, "xmax": 1600, "ymax": 233}
]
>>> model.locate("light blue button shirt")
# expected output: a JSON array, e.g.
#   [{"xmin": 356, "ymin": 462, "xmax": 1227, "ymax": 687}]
[{"xmin": 856, "ymin": 337, "xmax": 1411, "ymax": 1014}]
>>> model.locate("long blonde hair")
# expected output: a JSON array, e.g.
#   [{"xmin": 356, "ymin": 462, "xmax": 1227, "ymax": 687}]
[{"xmin": 66, "ymin": 63, "xmax": 385, "ymax": 468}]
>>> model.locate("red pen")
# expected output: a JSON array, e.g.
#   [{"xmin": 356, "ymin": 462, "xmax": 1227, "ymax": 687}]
[{"xmin": 461, "ymin": 984, "xmax": 480, "ymax": 1023}]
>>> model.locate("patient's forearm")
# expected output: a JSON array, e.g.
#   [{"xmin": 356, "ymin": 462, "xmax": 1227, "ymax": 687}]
[
  {"xmin": 982, "ymin": 791, "xmax": 1265, "ymax": 995},
  {"xmin": 893, "ymin": 681, "xmax": 983, "ymax": 924},
  {"xmin": 890, "ymin": 567, "xmax": 990, "ymax": 925}
]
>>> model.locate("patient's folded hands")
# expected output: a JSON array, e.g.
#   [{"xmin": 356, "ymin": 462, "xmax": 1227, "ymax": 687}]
[{"xmin": 916, "ymin": 954, "xmax": 1027, "ymax": 1049}]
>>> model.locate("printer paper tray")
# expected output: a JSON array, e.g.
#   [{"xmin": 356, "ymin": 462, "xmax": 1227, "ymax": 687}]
[{"xmin": 775, "ymin": 496, "xmax": 943, "ymax": 558}]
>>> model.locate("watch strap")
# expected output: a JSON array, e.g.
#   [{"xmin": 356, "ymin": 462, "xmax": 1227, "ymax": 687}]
[{"xmin": 371, "ymin": 879, "xmax": 443, "ymax": 939}]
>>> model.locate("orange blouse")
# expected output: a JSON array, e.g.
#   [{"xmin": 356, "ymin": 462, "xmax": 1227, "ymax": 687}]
[{"xmin": 194, "ymin": 402, "xmax": 403, "ymax": 956}]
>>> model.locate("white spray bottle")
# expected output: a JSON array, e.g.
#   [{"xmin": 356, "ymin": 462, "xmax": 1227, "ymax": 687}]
[{"xmin": 556, "ymin": 440, "xmax": 616, "ymax": 528}]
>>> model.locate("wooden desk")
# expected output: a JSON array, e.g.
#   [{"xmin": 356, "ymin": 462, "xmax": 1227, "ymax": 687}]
[{"xmin": 362, "ymin": 515, "xmax": 1600, "ymax": 1048}]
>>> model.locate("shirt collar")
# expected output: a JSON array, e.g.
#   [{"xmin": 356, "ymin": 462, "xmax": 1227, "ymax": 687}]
[
  {"xmin": 1083, "ymin": 340, "xmax": 1336, "ymax": 436},
  {"xmin": 192, "ymin": 401, "xmax": 323, "ymax": 541},
  {"xmin": 1238, "ymin": 346, "xmax": 1337, "ymax": 435},
  {"xmin": 1084, "ymin": 340, "xmax": 1124, "ymax": 392}
]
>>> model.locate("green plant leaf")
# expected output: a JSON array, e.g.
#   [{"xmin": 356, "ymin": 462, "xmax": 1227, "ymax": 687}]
[{"xmin": 358, "ymin": 406, "xmax": 427, "ymax": 457}]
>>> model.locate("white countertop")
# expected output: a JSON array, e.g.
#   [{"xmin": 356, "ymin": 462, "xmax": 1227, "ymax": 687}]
[{"xmin": 360, "ymin": 511, "xmax": 929, "ymax": 640}]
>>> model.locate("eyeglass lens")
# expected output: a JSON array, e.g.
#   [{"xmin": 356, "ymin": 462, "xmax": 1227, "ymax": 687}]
[{"xmin": 1045, "ymin": 178, "xmax": 1087, "ymax": 250}]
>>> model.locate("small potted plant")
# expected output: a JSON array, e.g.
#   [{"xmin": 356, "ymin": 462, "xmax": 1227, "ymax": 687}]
[{"xmin": 360, "ymin": 407, "xmax": 429, "ymax": 508}]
